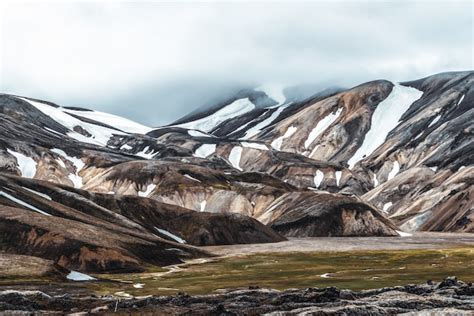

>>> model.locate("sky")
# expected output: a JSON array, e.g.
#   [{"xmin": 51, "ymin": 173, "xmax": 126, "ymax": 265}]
[{"xmin": 0, "ymin": 0, "xmax": 472, "ymax": 126}]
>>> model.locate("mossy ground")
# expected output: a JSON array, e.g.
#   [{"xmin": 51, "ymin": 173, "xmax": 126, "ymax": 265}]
[{"xmin": 87, "ymin": 247, "xmax": 474, "ymax": 296}]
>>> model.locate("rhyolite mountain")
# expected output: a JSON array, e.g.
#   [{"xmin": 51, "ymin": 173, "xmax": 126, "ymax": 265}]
[{"xmin": 0, "ymin": 71, "xmax": 472, "ymax": 274}]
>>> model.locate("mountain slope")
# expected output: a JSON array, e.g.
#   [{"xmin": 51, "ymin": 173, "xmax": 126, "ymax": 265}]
[
  {"xmin": 0, "ymin": 92, "xmax": 397, "ymax": 238},
  {"xmin": 146, "ymin": 71, "xmax": 473, "ymax": 233},
  {"xmin": 0, "ymin": 71, "xmax": 471, "ymax": 276}
]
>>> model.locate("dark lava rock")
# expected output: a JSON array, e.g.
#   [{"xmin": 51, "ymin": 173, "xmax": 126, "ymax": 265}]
[
  {"xmin": 438, "ymin": 276, "xmax": 459, "ymax": 288},
  {"xmin": 1, "ymin": 277, "xmax": 472, "ymax": 314}
]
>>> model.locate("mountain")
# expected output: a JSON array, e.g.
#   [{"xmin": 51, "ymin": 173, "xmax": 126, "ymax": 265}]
[
  {"xmin": 0, "ymin": 71, "xmax": 472, "ymax": 274},
  {"xmin": 167, "ymin": 71, "xmax": 473, "ymax": 232}
]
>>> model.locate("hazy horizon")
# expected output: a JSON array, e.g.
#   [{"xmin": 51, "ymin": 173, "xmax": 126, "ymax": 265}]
[{"xmin": 1, "ymin": 1, "xmax": 472, "ymax": 126}]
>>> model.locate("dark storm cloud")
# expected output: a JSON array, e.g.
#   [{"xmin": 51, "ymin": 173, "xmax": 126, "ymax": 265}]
[{"xmin": 1, "ymin": 1, "xmax": 472, "ymax": 126}]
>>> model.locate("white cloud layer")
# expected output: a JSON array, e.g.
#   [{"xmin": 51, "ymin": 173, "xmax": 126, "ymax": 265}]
[{"xmin": 1, "ymin": 0, "xmax": 472, "ymax": 125}]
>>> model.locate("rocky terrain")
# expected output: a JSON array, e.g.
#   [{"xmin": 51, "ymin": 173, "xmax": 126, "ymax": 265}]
[
  {"xmin": 0, "ymin": 71, "xmax": 472, "ymax": 278},
  {"xmin": 1, "ymin": 277, "xmax": 472, "ymax": 314}
]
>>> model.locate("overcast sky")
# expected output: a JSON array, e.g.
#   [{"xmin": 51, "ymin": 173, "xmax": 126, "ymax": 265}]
[{"xmin": 1, "ymin": 1, "xmax": 472, "ymax": 126}]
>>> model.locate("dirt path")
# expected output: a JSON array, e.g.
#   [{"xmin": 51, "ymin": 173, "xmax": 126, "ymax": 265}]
[{"xmin": 202, "ymin": 232, "xmax": 474, "ymax": 256}]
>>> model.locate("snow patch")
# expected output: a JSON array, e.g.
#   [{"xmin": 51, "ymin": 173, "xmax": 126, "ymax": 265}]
[
  {"xmin": 271, "ymin": 126, "xmax": 297, "ymax": 150},
  {"xmin": 68, "ymin": 174, "xmax": 83, "ymax": 189},
  {"xmin": 135, "ymin": 146, "xmax": 156, "ymax": 159},
  {"xmin": 51, "ymin": 149, "xmax": 85, "ymax": 188},
  {"xmin": 139, "ymin": 184, "xmax": 156, "ymax": 197},
  {"xmin": 335, "ymin": 171, "xmax": 342, "ymax": 187},
  {"xmin": 176, "ymin": 98, "xmax": 255, "ymax": 132},
  {"xmin": 66, "ymin": 132, "xmax": 101, "ymax": 145},
  {"xmin": 44, "ymin": 127, "xmax": 62, "ymax": 135},
  {"xmin": 428, "ymin": 114, "xmax": 441, "ymax": 127},
  {"xmin": 63, "ymin": 109, "xmax": 151, "ymax": 134},
  {"xmin": 429, "ymin": 166, "xmax": 438, "ymax": 172},
  {"xmin": 188, "ymin": 130, "xmax": 211, "ymax": 137},
  {"xmin": 19, "ymin": 97, "xmax": 121, "ymax": 146},
  {"xmin": 396, "ymin": 230, "xmax": 413, "ymax": 237},
  {"xmin": 242, "ymin": 103, "xmax": 291, "ymax": 139},
  {"xmin": 200, "ymin": 200, "xmax": 207, "ymax": 212},
  {"xmin": 7, "ymin": 149, "xmax": 37, "ymax": 178},
  {"xmin": 387, "ymin": 161, "xmax": 400, "ymax": 180},
  {"xmin": 133, "ymin": 283, "xmax": 145, "ymax": 289},
  {"xmin": 314, "ymin": 170, "xmax": 324, "ymax": 188},
  {"xmin": 194, "ymin": 144, "xmax": 216, "ymax": 158},
  {"xmin": 56, "ymin": 158, "xmax": 66, "ymax": 168},
  {"xmin": 0, "ymin": 190, "xmax": 51, "ymax": 216},
  {"xmin": 22, "ymin": 187, "xmax": 52, "ymax": 200},
  {"xmin": 348, "ymin": 84, "xmax": 423, "ymax": 168},
  {"xmin": 457, "ymin": 94, "xmax": 465, "ymax": 105},
  {"xmin": 229, "ymin": 146, "xmax": 243, "ymax": 171},
  {"xmin": 120, "ymin": 144, "xmax": 133, "ymax": 150},
  {"xmin": 373, "ymin": 173, "xmax": 379, "ymax": 187},
  {"xmin": 304, "ymin": 108, "xmax": 342, "ymax": 148},
  {"xmin": 50, "ymin": 149, "xmax": 85, "ymax": 171},
  {"xmin": 382, "ymin": 202, "xmax": 392, "ymax": 212},
  {"xmin": 320, "ymin": 273, "xmax": 331, "ymax": 278},
  {"xmin": 184, "ymin": 174, "xmax": 201, "ymax": 182},
  {"xmin": 155, "ymin": 227, "xmax": 186, "ymax": 244},
  {"xmin": 241, "ymin": 142, "xmax": 268, "ymax": 151},
  {"xmin": 67, "ymin": 271, "xmax": 95, "ymax": 281}
]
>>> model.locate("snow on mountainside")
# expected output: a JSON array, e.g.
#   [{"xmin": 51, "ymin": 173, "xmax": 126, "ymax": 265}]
[
  {"xmin": 0, "ymin": 90, "xmax": 399, "ymax": 240},
  {"xmin": 347, "ymin": 84, "xmax": 423, "ymax": 168},
  {"xmin": 17, "ymin": 96, "xmax": 151, "ymax": 146},
  {"xmin": 175, "ymin": 98, "xmax": 255, "ymax": 132},
  {"xmin": 141, "ymin": 72, "xmax": 472, "ymax": 234},
  {"xmin": 0, "ymin": 71, "xmax": 472, "ymax": 278},
  {"xmin": 1, "ymin": 72, "xmax": 473, "ymax": 278},
  {"xmin": 171, "ymin": 82, "xmax": 294, "ymax": 135},
  {"xmin": 62, "ymin": 108, "xmax": 152, "ymax": 134}
]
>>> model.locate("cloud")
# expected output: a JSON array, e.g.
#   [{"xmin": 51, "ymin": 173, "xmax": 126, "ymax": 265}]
[{"xmin": 1, "ymin": 1, "xmax": 472, "ymax": 125}]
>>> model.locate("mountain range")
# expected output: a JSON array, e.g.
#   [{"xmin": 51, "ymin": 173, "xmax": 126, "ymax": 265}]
[{"xmin": 0, "ymin": 71, "xmax": 472, "ymax": 275}]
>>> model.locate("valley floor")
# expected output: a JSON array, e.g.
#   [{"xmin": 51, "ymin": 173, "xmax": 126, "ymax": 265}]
[
  {"xmin": 1, "ymin": 233, "xmax": 473, "ymax": 314},
  {"xmin": 203, "ymin": 232, "xmax": 474, "ymax": 256}
]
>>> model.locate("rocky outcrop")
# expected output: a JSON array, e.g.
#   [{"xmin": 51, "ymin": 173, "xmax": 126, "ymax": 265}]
[
  {"xmin": 1, "ymin": 277, "xmax": 472, "ymax": 314},
  {"xmin": 265, "ymin": 192, "xmax": 398, "ymax": 237}
]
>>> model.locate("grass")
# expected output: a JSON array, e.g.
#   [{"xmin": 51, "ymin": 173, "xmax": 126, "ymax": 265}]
[{"xmin": 87, "ymin": 247, "xmax": 474, "ymax": 296}]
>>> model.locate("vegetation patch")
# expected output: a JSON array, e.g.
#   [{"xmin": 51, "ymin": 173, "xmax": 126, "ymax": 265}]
[{"xmin": 87, "ymin": 248, "xmax": 474, "ymax": 296}]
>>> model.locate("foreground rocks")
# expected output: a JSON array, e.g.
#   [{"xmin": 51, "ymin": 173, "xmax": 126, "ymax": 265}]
[{"xmin": 0, "ymin": 277, "xmax": 472, "ymax": 315}]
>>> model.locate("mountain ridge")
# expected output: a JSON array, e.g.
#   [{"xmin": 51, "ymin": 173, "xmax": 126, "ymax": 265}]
[{"xmin": 0, "ymin": 70, "xmax": 472, "ymax": 274}]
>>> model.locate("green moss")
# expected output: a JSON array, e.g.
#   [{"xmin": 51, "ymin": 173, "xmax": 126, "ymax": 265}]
[{"xmin": 87, "ymin": 248, "xmax": 474, "ymax": 296}]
